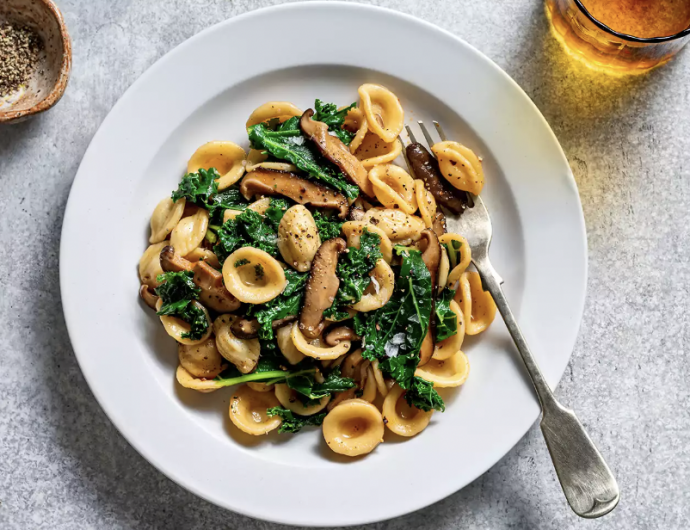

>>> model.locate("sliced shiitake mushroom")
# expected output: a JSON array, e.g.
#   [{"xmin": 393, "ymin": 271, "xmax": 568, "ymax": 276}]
[
  {"xmin": 324, "ymin": 326, "xmax": 359, "ymax": 346},
  {"xmin": 230, "ymin": 315, "xmax": 297, "ymax": 340}
]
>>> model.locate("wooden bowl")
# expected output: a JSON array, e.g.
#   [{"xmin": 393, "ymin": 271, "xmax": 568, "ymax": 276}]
[{"xmin": 0, "ymin": 0, "xmax": 71, "ymax": 124}]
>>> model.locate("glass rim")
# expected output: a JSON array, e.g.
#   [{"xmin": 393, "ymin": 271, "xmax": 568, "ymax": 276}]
[{"xmin": 574, "ymin": 0, "xmax": 690, "ymax": 43}]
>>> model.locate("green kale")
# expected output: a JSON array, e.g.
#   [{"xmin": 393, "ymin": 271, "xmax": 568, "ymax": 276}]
[
  {"xmin": 214, "ymin": 208, "xmax": 279, "ymax": 264},
  {"xmin": 406, "ymin": 376, "xmax": 446, "ymax": 412},
  {"xmin": 313, "ymin": 99, "xmax": 356, "ymax": 145},
  {"xmin": 245, "ymin": 269, "xmax": 309, "ymax": 340},
  {"xmin": 206, "ymin": 186, "xmax": 250, "ymax": 223},
  {"xmin": 264, "ymin": 197, "xmax": 290, "ymax": 230},
  {"xmin": 312, "ymin": 210, "xmax": 344, "ymax": 241},
  {"xmin": 248, "ymin": 119, "xmax": 360, "ymax": 199},
  {"xmin": 154, "ymin": 271, "xmax": 208, "ymax": 340},
  {"xmin": 234, "ymin": 258, "xmax": 249, "ymax": 267},
  {"xmin": 266, "ymin": 407, "xmax": 327, "ymax": 434},
  {"xmin": 171, "ymin": 168, "xmax": 219, "ymax": 205},
  {"xmin": 434, "ymin": 288, "xmax": 458, "ymax": 342},
  {"xmin": 324, "ymin": 229, "xmax": 382, "ymax": 319},
  {"xmin": 443, "ymin": 239, "xmax": 463, "ymax": 271},
  {"xmin": 286, "ymin": 366, "xmax": 356, "ymax": 401}
]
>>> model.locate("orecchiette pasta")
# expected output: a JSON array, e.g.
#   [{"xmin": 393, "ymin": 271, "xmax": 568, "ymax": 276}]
[
  {"xmin": 178, "ymin": 337, "xmax": 226, "ymax": 379},
  {"xmin": 150, "ymin": 197, "xmax": 186, "ymax": 243},
  {"xmin": 156, "ymin": 298, "xmax": 212, "ymax": 346},
  {"xmin": 246, "ymin": 148, "xmax": 298, "ymax": 173},
  {"xmin": 229, "ymin": 384, "xmax": 282, "ymax": 435},
  {"xmin": 341, "ymin": 221, "xmax": 393, "ymax": 263},
  {"xmin": 214, "ymin": 315, "xmax": 260, "ymax": 374},
  {"xmin": 187, "ymin": 141, "xmax": 247, "ymax": 190},
  {"xmin": 358, "ymin": 83, "xmax": 404, "ymax": 143},
  {"xmin": 275, "ymin": 384, "xmax": 330, "ymax": 416},
  {"xmin": 362, "ymin": 208, "xmax": 426, "ymax": 242},
  {"xmin": 382, "ymin": 384, "xmax": 433, "ymax": 437},
  {"xmin": 290, "ymin": 322, "xmax": 351, "ymax": 360},
  {"xmin": 322, "ymin": 399, "xmax": 385, "ymax": 456},
  {"xmin": 414, "ymin": 179, "xmax": 437, "ymax": 229},
  {"xmin": 277, "ymin": 205, "xmax": 321, "ymax": 272},
  {"xmin": 245, "ymin": 101, "xmax": 303, "ymax": 128},
  {"xmin": 368, "ymin": 164, "xmax": 418, "ymax": 215},
  {"xmin": 431, "ymin": 141, "xmax": 485, "ymax": 196},
  {"xmin": 433, "ymin": 300, "xmax": 465, "ymax": 361},
  {"xmin": 140, "ymin": 85, "xmax": 495, "ymax": 456},
  {"xmin": 222, "ymin": 248, "xmax": 287, "ymax": 304},
  {"xmin": 455, "ymin": 271, "xmax": 497, "ymax": 335},
  {"xmin": 276, "ymin": 324, "xmax": 305, "ymax": 365},
  {"xmin": 415, "ymin": 351, "xmax": 470, "ymax": 388},
  {"xmin": 170, "ymin": 208, "xmax": 209, "ymax": 258},
  {"xmin": 350, "ymin": 259, "xmax": 395, "ymax": 312},
  {"xmin": 139, "ymin": 241, "xmax": 168, "ymax": 287}
]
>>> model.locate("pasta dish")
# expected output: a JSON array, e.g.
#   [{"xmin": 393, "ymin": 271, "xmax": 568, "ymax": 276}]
[{"xmin": 137, "ymin": 83, "xmax": 496, "ymax": 457}]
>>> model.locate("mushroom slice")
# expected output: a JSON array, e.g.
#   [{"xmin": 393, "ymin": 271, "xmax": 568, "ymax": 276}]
[
  {"xmin": 299, "ymin": 238, "xmax": 347, "ymax": 339},
  {"xmin": 139, "ymin": 284, "xmax": 159, "ymax": 310},
  {"xmin": 160, "ymin": 246, "xmax": 240, "ymax": 313},
  {"xmin": 230, "ymin": 315, "xmax": 298, "ymax": 340},
  {"xmin": 432, "ymin": 211, "xmax": 447, "ymax": 238},
  {"xmin": 418, "ymin": 230, "xmax": 441, "ymax": 292},
  {"xmin": 324, "ymin": 326, "xmax": 359, "ymax": 347},
  {"xmin": 240, "ymin": 169, "xmax": 349, "ymax": 218},
  {"xmin": 299, "ymin": 109, "xmax": 375, "ymax": 198}
]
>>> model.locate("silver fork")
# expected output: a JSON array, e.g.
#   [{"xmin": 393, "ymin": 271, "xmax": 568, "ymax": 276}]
[{"xmin": 403, "ymin": 121, "xmax": 620, "ymax": 519}]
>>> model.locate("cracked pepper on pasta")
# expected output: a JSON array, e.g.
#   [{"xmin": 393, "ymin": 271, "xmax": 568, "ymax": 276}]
[{"xmin": 137, "ymin": 84, "xmax": 496, "ymax": 456}]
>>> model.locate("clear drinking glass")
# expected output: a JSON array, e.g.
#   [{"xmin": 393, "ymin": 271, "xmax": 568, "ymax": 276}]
[{"xmin": 545, "ymin": 0, "xmax": 690, "ymax": 74}]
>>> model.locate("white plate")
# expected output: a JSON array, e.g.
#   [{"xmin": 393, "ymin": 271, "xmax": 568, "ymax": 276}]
[{"xmin": 60, "ymin": 2, "xmax": 587, "ymax": 526}]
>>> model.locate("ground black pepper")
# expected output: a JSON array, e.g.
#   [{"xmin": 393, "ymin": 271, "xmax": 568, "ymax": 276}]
[{"xmin": 0, "ymin": 22, "xmax": 42, "ymax": 98}]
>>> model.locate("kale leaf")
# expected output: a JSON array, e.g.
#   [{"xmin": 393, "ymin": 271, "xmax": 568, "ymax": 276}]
[
  {"xmin": 324, "ymin": 229, "xmax": 382, "ymax": 319},
  {"xmin": 406, "ymin": 376, "xmax": 446, "ymax": 412},
  {"xmin": 313, "ymin": 99, "xmax": 356, "ymax": 145},
  {"xmin": 245, "ymin": 269, "xmax": 309, "ymax": 340},
  {"xmin": 214, "ymin": 207, "xmax": 281, "ymax": 264},
  {"xmin": 312, "ymin": 210, "xmax": 343, "ymax": 241},
  {"xmin": 434, "ymin": 288, "xmax": 458, "ymax": 342},
  {"xmin": 286, "ymin": 366, "xmax": 356, "ymax": 401},
  {"xmin": 206, "ymin": 187, "xmax": 250, "ymax": 223},
  {"xmin": 266, "ymin": 407, "xmax": 327, "ymax": 434},
  {"xmin": 248, "ymin": 118, "xmax": 360, "ymax": 199},
  {"xmin": 171, "ymin": 168, "xmax": 219, "ymax": 205},
  {"xmin": 154, "ymin": 271, "xmax": 208, "ymax": 341}
]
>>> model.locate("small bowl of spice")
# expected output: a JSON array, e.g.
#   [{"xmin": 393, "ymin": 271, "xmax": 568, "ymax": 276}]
[{"xmin": 0, "ymin": 0, "xmax": 71, "ymax": 124}]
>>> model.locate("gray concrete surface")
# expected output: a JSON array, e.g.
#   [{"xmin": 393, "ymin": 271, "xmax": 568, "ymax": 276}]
[{"xmin": 1, "ymin": 0, "xmax": 689, "ymax": 528}]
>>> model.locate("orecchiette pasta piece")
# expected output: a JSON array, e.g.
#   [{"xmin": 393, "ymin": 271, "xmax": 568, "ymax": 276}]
[
  {"xmin": 322, "ymin": 399, "xmax": 385, "ymax": 456},
  {"xmin": 222, "ymin": 248, "xmax": 287, "ymax": 304},
  {"xmin": 371, "ymin": 360, "xmax": 388, "ymax": 397},
  {"xmin": 350, "ymin": 259, "xmax": 395, "ymax": 312},
  {"xmin": 414, "ymin": 179, "xmax": 437, "ymax": 229},
  {"xmin": 176, "ymin": 365, "xmax": 221, "ymax": 393},
  {"xmin": 433, "ymin": 300, "xmax": 466, "ymax": 361},
  {"xmin": 360, "ymin": 366, "xmax": 377, "ymax": 403},
  {"xmin": 368, "ymin": 164, "xmax": 418, "ymax": 215},
  {"xmin": 437, "ymin": 244, "xmax": 450, "ymax": 291},
  {"xmin": 290, "ymin": 322, "xmax": 351, "ymax": 360},
  {"xmin": 275, "ymin": 384, "xmax": 330, "ymax": 416},
  {"xmin": 276, "ymin": 323, "xmax": 305, "ymax": 365},
  {"xmin": 353, "ymin": 132, "xmax": 403, "ymax": 168},
  {"xmin": 229, "ymin": 384, "xmax": 282, "ymax": 435},
  {"xmin": 415, "ymin": 351, "xmax": 470, "ymax": 388},
  {"xmin": 439, "ymin": 233, "xmax": 471, "ymax": 278},
  {"xmin": 170, "ymin": 208, "xmax": 209, "ymax": 258},
  {"xmin": 139, "ymin": 241, "xmax": 168, "ymax": 288},
  {"xmin": 246, "ymin": 149, "xmax": 298, "ymax": 173},
  {"xmin": 156, "ymin": 299, "xmax": 212, "ymax": 346},
  {"xmin": 382, "ymin": 384, "xmax": 433, "ymax": 437},
  {"xmin": 340, "ymin": 348, "xmax": 364, "ymax": 379},
  {"xmin": 362, "ymin": 208, "xmax": 425, "ymax": 242},
  {"xmin": 431, "ymin": 141, "xmax": 484, "ymax": 196},
  {"xmin": 358, "ymin": 83, "xmax": 404, "ymax": 143},
  {"xmin": 187, "ymin": 141, "xmax": 247, "ymax": 190},
  {"xmin": 178, "ymin": 337, "xmax": 226, "ymax": 379},
  {"xmin": 277, "ymin": 205, "xmax": 321, "ymax": 272},
  {"xmin": 150, "ymin": 197, "xmax": 186, "ymax": 243},
  {"xmin": 213, "ymin": 315, "xmax": 260, "ymax": 374},
  {"xmin": 222, "ymin": 196, "xmax": 274, "ymax": 222},
  {"xmin": 247, "ymin": 382, "xmax": 273, "ymax": 392},
  {"xmin": 341, "ymin": 221, "xmax": 393, "ymax": 263},
  {"xmin": 246, "ymin": 101, "xmax": 303, "ymax": 128},
  {"xmin": 454, "ymin": 271, "xmax": 497, "ymax": 335},
  {"xmin": 184, "ymin": 247, "xmax": 220, "ymax": 270}
]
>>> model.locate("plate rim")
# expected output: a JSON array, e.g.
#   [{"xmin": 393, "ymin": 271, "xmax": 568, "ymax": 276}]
[{"xmin": 59, "ymin": 2, "xmax": 587, "ymax": 526}]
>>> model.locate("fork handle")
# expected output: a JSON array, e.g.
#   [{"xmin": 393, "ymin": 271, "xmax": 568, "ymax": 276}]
[{"xmin": 472, "ymin": 254, "xmax": 619, "ymax": 518}]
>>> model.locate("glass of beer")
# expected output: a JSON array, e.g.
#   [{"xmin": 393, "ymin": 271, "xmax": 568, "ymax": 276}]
[{"xmin": 546, "ymin": 0, "xmax": 690, "ymax": 74}]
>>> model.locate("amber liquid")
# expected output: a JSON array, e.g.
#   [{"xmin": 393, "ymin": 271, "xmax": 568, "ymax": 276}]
[
  {"xmin": 546, "ymin": 0, "xmax": 690, "ymax": 73},
  {"xmin": 583, "ymin": 0, "xmax": 690, "ymax": 37}
]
